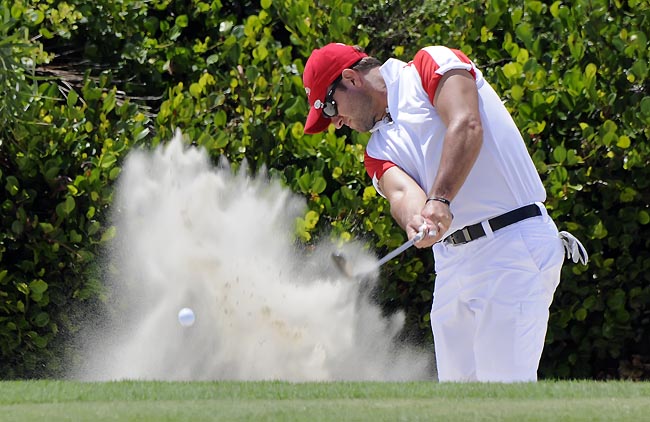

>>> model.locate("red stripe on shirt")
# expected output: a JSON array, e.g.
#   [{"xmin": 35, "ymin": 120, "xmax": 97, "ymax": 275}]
[
  {"xmin": 412, "ymin": 48, "xmax": 476, "ymax": 106},
  {"xmin": 364, "ymin": 151, "xmax": 396, "ymax": 180}
]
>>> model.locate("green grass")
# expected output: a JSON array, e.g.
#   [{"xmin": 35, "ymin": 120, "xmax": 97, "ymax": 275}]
[{"xmin": 1, "ymin": 380, "xmax": 649, "ymax": 421}]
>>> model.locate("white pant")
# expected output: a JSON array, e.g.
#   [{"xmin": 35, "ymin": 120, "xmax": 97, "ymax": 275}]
[{"xmin": 431, "ymin": 208, "xmax": 564, "ymax": 382}]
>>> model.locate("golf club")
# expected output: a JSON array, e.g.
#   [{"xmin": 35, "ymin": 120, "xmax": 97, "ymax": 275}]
[{"xmin": 332, "ymin": 230, "xmax": 427, "ymax": 278}]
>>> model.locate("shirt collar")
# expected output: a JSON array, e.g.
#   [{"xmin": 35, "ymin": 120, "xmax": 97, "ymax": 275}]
[{"xmin": 369, "ymin": 108, "xmax": 393, "ymax": 133}]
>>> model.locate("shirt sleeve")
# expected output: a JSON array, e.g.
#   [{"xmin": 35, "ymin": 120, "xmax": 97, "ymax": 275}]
[
  {"xmin": 412, "ymin": 47, "xmax": 477, "ymax": 106},
  {"xmin": 364, "ymin": 151, "xmax": 396, "ymax": 197}
]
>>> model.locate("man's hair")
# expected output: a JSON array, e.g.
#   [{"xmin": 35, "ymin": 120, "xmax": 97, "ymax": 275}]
[
  {"xmin": 333, "ymin": 46, "xmax": 381, "ymax": 93},
  {"xmin": 350, "ymin": 45, "xmax": 382, "ymax": 71}
]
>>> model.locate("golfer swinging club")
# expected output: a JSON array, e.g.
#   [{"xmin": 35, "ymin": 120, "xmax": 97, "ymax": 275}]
[{"xmin": 302, "ymin": 43, "xmax": 587, "ymax": 382}]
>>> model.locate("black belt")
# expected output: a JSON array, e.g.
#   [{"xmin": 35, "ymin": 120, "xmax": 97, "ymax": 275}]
[{"xmin": 444, "ymin": 204, "xmax": 542, "ymax": 246}]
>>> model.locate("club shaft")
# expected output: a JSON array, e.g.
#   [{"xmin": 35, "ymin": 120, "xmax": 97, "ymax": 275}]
[
  {"xmin": 374, "ymin": 238, "xmax": 417, "ymax": 268},
  {"xmin": 374, "ymin": 231, "xmax": 424, "ymax": 269},
  {"xmin": 332, "ymin": 231, "xmax": 425, "ymax": 278}
]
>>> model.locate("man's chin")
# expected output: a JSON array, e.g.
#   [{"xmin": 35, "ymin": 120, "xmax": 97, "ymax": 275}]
[{"xmin": 359, "ymin": 119, "xmax": 378, "ymax": 133}]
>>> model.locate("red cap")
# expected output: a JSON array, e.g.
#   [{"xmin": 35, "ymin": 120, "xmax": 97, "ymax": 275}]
[{"xmin": 303, "ymin": 43, "xmax": 368, "ymax": 134}]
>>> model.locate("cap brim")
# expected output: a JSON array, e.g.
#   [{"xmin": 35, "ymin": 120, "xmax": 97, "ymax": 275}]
[{"xmin": 304, "ymin": 106, "xmax": 331, "ymax": 134}]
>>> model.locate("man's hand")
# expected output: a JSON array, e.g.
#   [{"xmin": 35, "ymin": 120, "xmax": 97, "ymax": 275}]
[{"xmin": 408, "ymin": 200, "xmax": 453, "ymax": 248}]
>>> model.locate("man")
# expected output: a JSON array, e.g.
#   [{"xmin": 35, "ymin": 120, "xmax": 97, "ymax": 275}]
[{"xmin": 302, "ymin": 43, "xmax": 587, "ymax": 382}]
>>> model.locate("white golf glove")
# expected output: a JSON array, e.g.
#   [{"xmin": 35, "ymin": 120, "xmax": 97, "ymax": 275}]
[{"xmin": 559, "ymin": 231, "xmax": 588, "ymax": 265}]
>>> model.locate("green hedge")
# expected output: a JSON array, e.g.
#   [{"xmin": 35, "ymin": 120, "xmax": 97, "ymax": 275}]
[{"xmin": 1, "ymin": 0, "xmax": 648, "ymax": 379}]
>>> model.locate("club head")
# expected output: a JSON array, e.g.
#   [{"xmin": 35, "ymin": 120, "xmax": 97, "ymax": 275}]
[{"xmin": 331, "ymin": 251, "xmax": 355, "ymax": 278}]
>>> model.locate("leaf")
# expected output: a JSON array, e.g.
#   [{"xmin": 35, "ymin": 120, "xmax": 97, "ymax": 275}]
[
  {"xmin": 515, "ymin": 22, "xmax": 533, "ymax": 46},
  {"xmin": 5, "ymin": 176, "xmax": 19, "ymax": 196},
  {"xmin": 592, "ymin": 220, "xmax": 608, "ymax": 239},
  {"xmin": 102, "ymin": 90, "xmax": 117, "ymax": 113},
  {"xmin": 10, "ymin": 3, "xmax": 24, "ymax": 19},
  {"xmin": 39, "ymin": 222, "xmax": 54, "ymax": 233},
  {"xmin": 189, "ymin": 82, "xmax": 202, "ymax": 98},
  {"xmin": 297, "ymin": 173, "xmax": 310, "ymax": 193},
  {"xmin": 31, "ymin": 333, "xmax": 48, "ymax": 348},
  {"xmin": 620, "ymin": 187, "xmax": 637, "ymax": 202},
  {"xmin": 291, "ymin": 122, "xmax": 304, "ymax": 140},
  {"xmin": 109, "ymin": 167, "xmax": 121, "ymax": 180},
  {"xmin": 100, "ymin": 226, "xmax": 117, "ymax": 243},
  {"xmin": 32, "ymin": 312, "xmax": 50, "ymax": 328},
  {"xmin": 245, "ymin": 65, "xmax": 259, "ymax": 81},
  {"xmin": 566, "ymin": 149, "xmax": 579, "ymax": 166},
  {"xmin": 206, "ymin": 54, "xmax": 219, "ymax": 65},
  {"xmin": 294, "ymin": 217, "xmax": 310, "ymax": 242},
  {"xmin": 143, "ymin": 16, "xmax": 159, "ymax": 34},
  {"xmin": 175, "ymin": 15, "xmax": 189, "ymax": 28},
  {"xmin": 219, "ymin": 21, "xmax": 233, "ymax": 33},
  {"xmin": 29, "ymin": 279, "xmax": 48, "ymax": 295},
  {"xmin": 601, "ymin": 132, "xmax": 617, "ymax": 147},
  {"xmin": 69, "ymin": 230, "xmax": 83, "ymax": 243},
  {"xmin": 552, "ymin": 145, "xmax": 567, "ymax": 163},
  {"xmin": 17, "ymin": 283, "xmax": 29, "ymax": 295},
  {"xmin": 88, "ymin": 221, "xmax": 100, "ymax": 236},
  {"xmin": 584, "ymin": 63, "xmax": 597, "ymax": 81},
  {"xmin": 134, "ymin": 128, "xmax": 150, "ymax": 142},
  {"xmin": 304, "ymin": 210, "xmax": 319, "ymax": 230},
  {"xmin": 630, "ymin": 59, "xmax": 648, "ymax": 80},
  {"xmin": 640, "ymin": 97, "xmax": 650, "ymax": 116},
  {"xmin": 502, "ymin": 62, "xmax": 521, "ymax": 79},
  {"xmin": 510, "ymin": 85, "xmax": 524, "ymax": 101},
  {"xmin": 549, "ymin": 1, "xmax": 561, "ymax": 17},
  {"xmin": 485, "ymin": 11, "xmax": 502, "ymax": 29},
  {"xmin": 602, "ymin": 120, "xmax": 618, "ymax": 133},
  {"xmin": 283, "ymin": 97, "xmax": 303, "ymax": 119},
  {"xmin": 213, "ymin": 110, "xmax": 227, "ymax": 127},
  {"xmin": 11, "ymin": 220, "xmax": 24, "ymax": 235},
  {"xmin": 44, "ymin": 165, "xmax": 60, "ymax": 182},
  {"xmin": 311, "ymin": 176, "xmax": 326, "ymax": 194},
  {"xmin": 101, "ymin": 153, "xmax": 117, "ymax": 168},
  {"xmin": 64, "ymin": 196, "xmax": 76, "ymax": 214},
  {"xmin": 583, "ymin": 296, "xmax": 598, "ymax": 310},
  {"xmin": 616, "ymin": 135, "xmax": 631, "ymax": 149},
  {"xmin": 25, "ymin": 8, "xmax": 45, "ymax": 25},
  {"xmin": 67, "ymin": 89, "xmax": 79, "ymax": 107},
  {"xmin": 362, "ymin": 186, "xmax": 376, "ymax": 202},
  {"xmin": 527, "ymin": 1, "xmax": 544, "ymax": 15},
  {"xmin": 606, "ymin": 289, "xmax": 626, "ymax": 310},
  {"xmin": 254, "ymin": 45, "xmax": 268, "ymax": 61}
]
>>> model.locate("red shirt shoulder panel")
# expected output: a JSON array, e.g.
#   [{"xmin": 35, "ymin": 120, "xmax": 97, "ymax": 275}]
[
  {"xmin": 364, "ymin": 151, "xmax": 396, "ymax": 180},
  {"xmin": 412, "ymin": 48, "xmax": 476, "ymax": 106}
]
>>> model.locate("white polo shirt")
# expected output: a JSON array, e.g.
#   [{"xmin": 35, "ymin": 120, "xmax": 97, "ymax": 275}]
[{"xmin": 364, "ymin": 46, "xmax": 546, "ymax": 235}]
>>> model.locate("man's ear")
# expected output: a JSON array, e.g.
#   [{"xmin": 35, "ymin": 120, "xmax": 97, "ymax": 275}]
[{"xmin": 342, "ymin": 68, "xmax": 361, "ymax": 86}]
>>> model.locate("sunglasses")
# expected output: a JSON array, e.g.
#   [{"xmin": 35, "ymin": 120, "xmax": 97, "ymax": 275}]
[{"xmin": 322, "ymin": 75, "xmax": 343, "ymax": 118}]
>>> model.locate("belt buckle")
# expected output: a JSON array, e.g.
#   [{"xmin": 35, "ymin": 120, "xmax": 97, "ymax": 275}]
[
  {"xmin": 461, "ymin": 227, "xmax": 471, "ymax": 243},
  {"xmin": 445, "ymin": 226, "xmax": 473, "ymax": 246}
]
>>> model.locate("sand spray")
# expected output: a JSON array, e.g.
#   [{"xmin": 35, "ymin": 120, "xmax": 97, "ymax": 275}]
[{"xmin": 75, "ymin": 131, "xmax": 433, "ymax": 381}]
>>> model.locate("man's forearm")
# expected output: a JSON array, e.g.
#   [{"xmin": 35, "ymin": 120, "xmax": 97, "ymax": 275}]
[
  {"xmin": 428, "ymin": 116, "xmax": 483, "ymax": 201},
  {"xmin": 389, "ymin": 189, "xmax": 428, "ymax": 232}
]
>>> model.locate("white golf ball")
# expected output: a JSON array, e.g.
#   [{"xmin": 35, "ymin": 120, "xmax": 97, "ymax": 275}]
[{"xmin": 178, "ymin": 307, "xmax": 195, "ymax": 327}]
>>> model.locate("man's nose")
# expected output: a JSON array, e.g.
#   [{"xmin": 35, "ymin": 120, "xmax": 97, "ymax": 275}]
[{"xmin": 333, "ymin": 116, "xmax": 345, "ymax": 129}]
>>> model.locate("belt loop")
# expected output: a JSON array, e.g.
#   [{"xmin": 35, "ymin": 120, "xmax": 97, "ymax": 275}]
[
  {"xmin": 481, "ymin": 219, "xmax": 495, "ymax": 239},
  {"xmin": 535, "ymin": 202, "xmax": 549, "ymax": 222}
]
